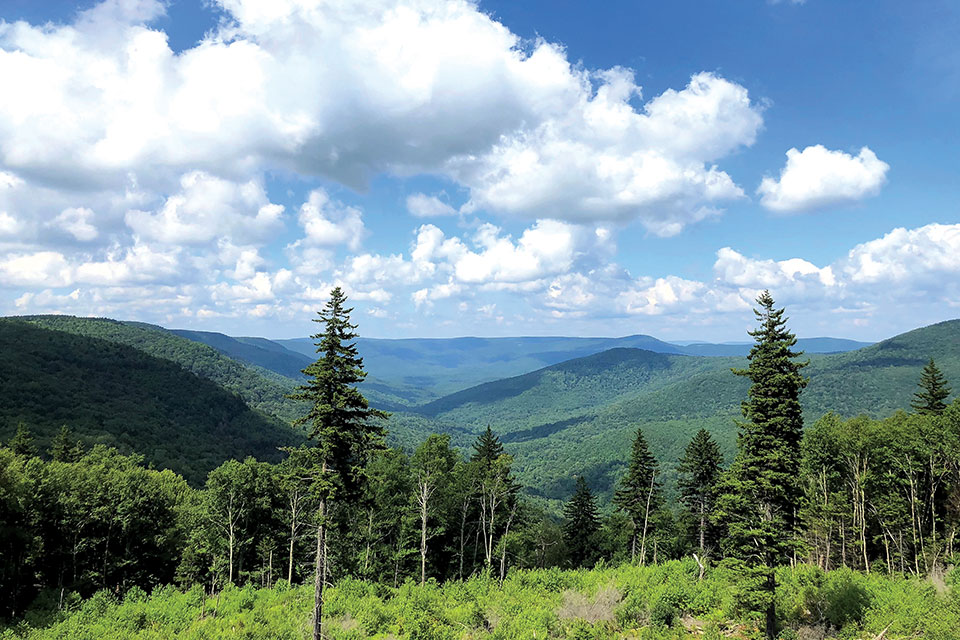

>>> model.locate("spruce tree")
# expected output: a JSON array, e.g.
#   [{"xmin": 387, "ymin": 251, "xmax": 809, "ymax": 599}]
[
  {"xmin": 471, "ymin": 426, "xmax": 505, "ymax": 470},
  {"xmin": 562, "ymin": 476, "xmax": 600, "ymax": 568},
  {"xmin": 613, "ymin": 427, "xmax": 662, "ymax": 564},
  {"xmin": 716, "ymin": 290, "xmax": 807, "ymax": 640},
  {"xmin": 49, "ymin": 425, "xmax": 75, "ymax": 462},
  {"xmin": 288, "ymin": 287, "xmax": 387, "ymax": 640},
  {"xmin": 9, "ymin": 424, "xmax": 38, "ymax": 458},
  {"xmin": 911, "ymin": 358, "xmax": 951, "ymax": 415},
  {"xmin": 677, "ymin": 429, "xmax": 723, "ymax": 554}
]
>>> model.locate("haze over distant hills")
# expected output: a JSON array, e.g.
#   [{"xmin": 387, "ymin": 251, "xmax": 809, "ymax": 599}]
[{"xmin": 274, "ymin": 334, "xmax": 872, "ymax": 401}]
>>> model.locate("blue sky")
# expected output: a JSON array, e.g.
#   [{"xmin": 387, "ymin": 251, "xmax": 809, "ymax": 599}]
[{"xmin": 0, "ymin": 0, "xmax": 957, "ymax": 341}]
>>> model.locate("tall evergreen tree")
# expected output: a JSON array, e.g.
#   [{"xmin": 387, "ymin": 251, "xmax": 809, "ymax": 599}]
[
  {"xmin": 471, "ymin": 426, "xmax": 505, "ymax": 470},
  {"xmin": 912, "ymin": 358, "xmax": 951, "ymax": 415},
  {"xmin": 716, "ymin": 290, "xmax": 807, "ymax": 640},
  {"xmin": 288, "ymin": 286, "xmax": 387, "ymax": 640},
  {"xmin": 562, "ymin": 476, "xmax": 600, "ymax": 568},
  {"xmin": 677, "ymin": 429, "xmax": 723, "ymax": 555},
  {"xmin": 49, "ymin": 425, "xmax": 76, "ymax": 462},
  {"xmin": 8, "ymin": 424, "xmax": 38, "ymax": 458},
  {"xmin": 613, "ymin": 427, "xmax": 662, "ymax": 564}
]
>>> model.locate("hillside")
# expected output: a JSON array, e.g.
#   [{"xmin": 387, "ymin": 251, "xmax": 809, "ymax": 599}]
[
  {"xmin": 679, "ymin": 336, "xmax": 872, "ymax": 357},
  {"xmin": 0, "ymin": 320, "xmax": 303, "ymax": 483},
  {"xmin": 275, "ymin": 333, "xmax": 869, "ymax": 403},
  {"xmin": 170, "ymin": 329, "xmax": 312, "ymax": 379},
  {"xmin": 16, "ymin": 316, "xmax": 305, "ymax": 423},
  {"xmin": 279, "ymin": 334, "xmax": 687, "ymax": 400},
  {"xmin": 408, "ymin": 319, "xmax": 959, "ymax": 507}
]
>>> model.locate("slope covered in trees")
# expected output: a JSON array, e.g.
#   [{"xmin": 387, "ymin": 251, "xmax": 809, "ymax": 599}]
[
  {"xmin": 16, "ymin": 316, "xmax": 304, "ymax": 423},
  {"xmin": 408, "ymin": 319, "xmax": 960, "ymax": 508},
  {"xmin": 169, "ymin": 329, "xmax": 312, "ymax": 380},
  {"xmin": 0, "ymin": 320, "xmax": 303, "ymax": 483}
]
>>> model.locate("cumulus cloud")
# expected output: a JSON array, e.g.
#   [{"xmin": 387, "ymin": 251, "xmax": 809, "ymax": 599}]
[
  {"xmin": 125, "ymin": 171, "xmax": 284, "ymax": 245},
  {"xmin": 297, "ymin": 189, "xmax": 365, "ymax": 251},
  {"xmin": 411, "ymin": 219, "xmax": 611, "ymax": 285},
  {"xmin": 406, "ymin": 193, "xmax": 458, "ymax": 218},
  {"xmin": 51, "ymin": 207, "xmax": 98, "ymax": 241},
  {"xmin": 758, "ymin": 145, "xmax": 889, "ymax": 213},
  {"xmin": 454, "ymin": 71, "xmax": 761, "ymax": 234},
  {"xmin": 714, "ymin": 247, "xmax": 837, "ymax": 289},
  {"xmin": 842, "ymin": 223, "xmax": 960, "ymax": 284},
  {"xmin": 1, "ymin": 0, "xmax": 761, "ymax": 233}
]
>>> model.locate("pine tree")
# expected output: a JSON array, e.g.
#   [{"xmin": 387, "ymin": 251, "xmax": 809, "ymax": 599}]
[
  {"xmin": 716, "ymin": 290, "xmax": 808, "ymax": 640},
  {"xmin": 563, "ymin": 476, "xmax": 600, "ymax": 567},
  {"xmin": 911, "ymin": 358, "xmax": 951, "ymax": 415},
  {"xmin": 471, "ymin": 426, "xmax": 505, "ymax": 470},
  {"xmin": 677, "ymin": 429, "xmax": 723, "ymax": 555},
  {"xmin": 613, "ymin": 427, "xmax": 662, "ymax": 564},
  {"xmin": 49, "ymin": 425, "xmax": 76, "ymax": 462},
  {"xmin": 9, "ymin": 424, "xmax": 38, "ymax": 458},
  {"xmin": 288, "ymin": 287, "xmax": 387, "ymax": 640}
]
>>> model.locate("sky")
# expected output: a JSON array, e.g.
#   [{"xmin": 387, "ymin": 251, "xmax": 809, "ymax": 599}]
[{"xmin": 0, "ymin": 0, "xmax": 958, "ymax": 341}]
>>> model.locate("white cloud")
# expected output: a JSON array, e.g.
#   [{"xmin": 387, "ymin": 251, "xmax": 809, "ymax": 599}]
[
  {"xmin": 410, "ymin": 219, "xmax": 609, "ymax": 285},
  {"xmin": 1, "ymin": 0, "xmax": 761, "ymax": 233},
  {"xmin": 714, "ymin": 247, "xmax": 837, "ymax": 289},
  {"xmin": 616, "ymin": 275, "xmax": 708, "ymax": 315},
  {"xmin": 51, "ymin": 207, "xmax": 98, "ymax": 241},
  {"xmin": 125, "ymin": 171, "xmax": 284, "ymax": 245},
  {"xmin": 453, "ymin": 71, "xmax": 761, "ymax": 234},
  {"xmin": 842, "ymin": 223, "xmax": 960, "ymax": 284},
  {"xmin": 0, "ymin": 212, "xmax": 21, "ymax": 236},
  {"xmin": 758, "ymin": 145, "xmax": 889, "ymax": 213},
  {"xmin": 297, "ymin": 189, "xmax": 365, "ymax": 250},
  {"xmin": 0, "ymin": 251, "xmax": 73, "ymax": 287},
  {"xmin": 406, "ymin": 193, "xmax": 458, "ymax": 218}
]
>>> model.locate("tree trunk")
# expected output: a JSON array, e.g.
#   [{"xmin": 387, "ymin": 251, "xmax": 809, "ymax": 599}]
[
  {"xmin": 699, "ymin": 499, "xmax": 706, "ymax": 552},
  {"xmin": 639, "ymin": 473, "xmax": 656, "ymax": 565},
  {"xmin": 765, "ymin": 570, "xmax": 777, "ymax": 640},
  {"xmin": 499, "ymin": 502, "xmax": 518, "ymax": 582},
  {"xmin": 289, "ymin": 517, "xmax": 297, "ymax": 584},
  {"xmin": 458, "ymin": 498, "xmax": 469, "ymax": 580},
  {"xmin": 419, "ymin": 481, "xmax": 429, "ymax": 585},
  {"xmin": 312, "ymin": 496, "xmax": 327, "ymax": 640}
]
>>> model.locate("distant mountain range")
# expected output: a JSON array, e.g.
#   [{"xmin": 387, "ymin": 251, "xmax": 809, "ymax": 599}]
[
  {"xmin": 2, "ymin": 313, "xmax": 952, "ymax": 512},
  {"xmin": 175, "ymin": 331, "xmax": 871, "ymax": 404}
]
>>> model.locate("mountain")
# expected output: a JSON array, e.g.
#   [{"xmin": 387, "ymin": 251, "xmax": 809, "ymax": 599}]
[
  {"xmin": 170, "ymin": 329, "xmax": 312, "ymax": 379},
  {"xmin": 16, "ymin": 315, "xmax": 305, "ymax": 423},
  {"xmin": 276, "ymin": 333, "xmax": 868, "ymax": 402},
  {"xmin": 407, "ymin": 320, "xmax": 958, "ymax": 508},
  {"xmin": 0, "ymin": 320, "xmax": 303, "ymax": 484},
  {"xmin": 280, "ymin": 334, "xmax": 685, "ymax": 401},
  {"xmin": 678, "ymin": 337, "xmax": 873, "ymax": 357}
]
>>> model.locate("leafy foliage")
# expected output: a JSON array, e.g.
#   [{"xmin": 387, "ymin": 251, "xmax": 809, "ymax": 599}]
[{"xmin": 5, "ymin": 561, "xmax": 958, "ymax": 639}]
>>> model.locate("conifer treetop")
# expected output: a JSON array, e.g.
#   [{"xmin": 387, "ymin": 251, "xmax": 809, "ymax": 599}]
[{"xmin": 911, "ymin": 358, "xmax": 951, "ymax": 415}]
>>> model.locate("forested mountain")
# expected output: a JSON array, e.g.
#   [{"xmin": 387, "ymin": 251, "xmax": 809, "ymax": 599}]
[
  {"xmin": 1, "ymin": 314, "xmax": 954, "ymax": 508},
  {"xmin": 0, "ymin": 320, "xmax": 303, "ymax": 483},
  {"xmin": 169, "ymin": 329, "xmax": 312, "ymax": 379},
  {"xmin": 16, "ymin": 315, "xmax": 304, "ymax": 423},
  {"xmin": 272, "ymin": 333, "xmax": 868, "ymax": 403},
  {"xmin": 407, "ymin": 319, "xmax": 960, "ymax": 508}
]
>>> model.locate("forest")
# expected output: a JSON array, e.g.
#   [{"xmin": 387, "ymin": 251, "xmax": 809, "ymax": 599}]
[{"xmin": 2, "ymin": 289, "xmax": 959, "ymax": 639}]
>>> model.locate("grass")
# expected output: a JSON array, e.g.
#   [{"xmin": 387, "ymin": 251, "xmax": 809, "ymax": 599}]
[{"xmin": 5, "ymin": 560, "xmax": 958, "ymax": 639}]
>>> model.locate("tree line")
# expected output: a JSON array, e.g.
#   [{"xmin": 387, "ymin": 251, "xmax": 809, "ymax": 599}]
[{"xmin": 1, "ymin": 289, "xmax": 956, "ymax": 639}]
